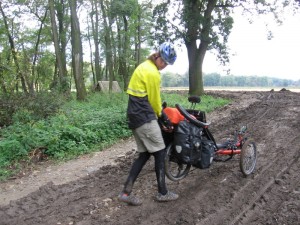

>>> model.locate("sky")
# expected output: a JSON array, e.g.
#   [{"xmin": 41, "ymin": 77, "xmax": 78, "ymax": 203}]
[{"xmin": 165, "ymin": 7, "xmax": 300, "ymax": 81}]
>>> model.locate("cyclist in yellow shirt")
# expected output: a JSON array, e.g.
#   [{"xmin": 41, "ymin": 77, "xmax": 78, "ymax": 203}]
[{"xmin": 118, "ymin": 42, "xmax": 178, "ymax": 206}]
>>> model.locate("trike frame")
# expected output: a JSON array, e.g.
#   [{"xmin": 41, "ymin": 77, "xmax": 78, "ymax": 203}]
[{"xmin": 163, "ymin": 97, "xmax": 257, "ymax": 182}]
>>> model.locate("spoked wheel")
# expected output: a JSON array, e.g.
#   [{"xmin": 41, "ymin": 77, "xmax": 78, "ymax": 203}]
[
  {"xmin": 240, "ymin": 139, "xmax": 257, "ymax": 176},
  {"xmin": 165, "ymin": 142, "xmax": 191, "ymax": 181}
]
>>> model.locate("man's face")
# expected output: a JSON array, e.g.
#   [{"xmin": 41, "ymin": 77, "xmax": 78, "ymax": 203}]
[{"xmin": 156, "ymin": 56, "xmax": 168, "ymax": 70}]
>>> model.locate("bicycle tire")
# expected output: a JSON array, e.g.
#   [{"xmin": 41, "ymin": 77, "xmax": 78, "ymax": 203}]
[
  {"xmin": 240, "ymin": 139, "xmax": 257, "ymax": 176},
  {"xmin": 165, "ymin": 142, "xmax": 191, "ymax": 181}
]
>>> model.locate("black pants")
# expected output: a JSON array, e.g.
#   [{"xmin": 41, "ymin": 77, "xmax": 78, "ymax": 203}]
[{"xmin": 122, "ymin": 149, "xmax": 167, "ymax": 195}]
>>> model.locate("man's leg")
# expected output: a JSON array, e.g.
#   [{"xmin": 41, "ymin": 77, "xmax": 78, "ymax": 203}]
[
  {"xmin": 122, "ymin": 152, "xmax": 151, "ymax": 194},
  {"xmin": 153, "ymin": 149, "xmax": 179, "ymax": 202},
  {"xmin": 153, "ymin": 149, "xmax": 167, "ymax": 195},
  {"xmin": 119, "ymin": 152, "xmax": 150, "ymax": 206}
]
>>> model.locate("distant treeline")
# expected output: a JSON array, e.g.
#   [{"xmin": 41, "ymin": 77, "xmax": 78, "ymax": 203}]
[{"xmin": 161, "ymin": 72, "xmax": 300, "ymax": 87}]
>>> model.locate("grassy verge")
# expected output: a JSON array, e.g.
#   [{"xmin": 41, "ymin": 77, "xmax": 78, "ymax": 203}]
[{"xmin": 0, "ymin": 92, "xmax": 230, "ymax": 181}]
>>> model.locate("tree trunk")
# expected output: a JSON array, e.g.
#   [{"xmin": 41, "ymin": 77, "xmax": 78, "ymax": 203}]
[
  {"xmin": 21, "ymin": 44, "xmax": 35, "ymax": 94},
  {"xmin": 0, "ymin": 2, "xmax": 28, "ymax": 94},
  {"xmin": 91, "ymin": 0, "xmax": 102, "ymax": 83},
  {"xmin": 186, "ymin": 40, "xmax": 204, "ymax": 96},
  {"xmin": 117, "ymin": 15, "xmax": 130, "ymax": 91},
  {"xmin": 49, "ymin": 0, "xmax": 69, "ymax": 93},
  {"xmin": 0, "ymin": 77, "xmax": 7, "ymax": 94},
  {"xmin": 0, "ymin": 62, "xmax": 7, "ymax": 94},
  {"xmin": 184, "ymin": 0, "xmax": 217, "ymax": 96},
  {"xmin": 57, "ymin": 0, "xmax": 70, "ymax": 93},
  {"xmin": 87, "ymin": 17, "xmax": 96, "ymax": 85},
  {"xmin": 134, "ymin": 7, "xmax": 142, "ymax": 68},
  {"xmin": 31, "ymin": 8, "xmax": 48, "ymax": 93},
  {"xmin": 69, "ymin": 0, "xmax": 86, "ymax": 100},
  {"xmin": 99, "ymin": 1, "xmax": 114, "ymax": 92}
]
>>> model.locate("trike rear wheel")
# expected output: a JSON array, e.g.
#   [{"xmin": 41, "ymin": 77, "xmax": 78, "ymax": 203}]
[
  {"xmin": 165, "ymin": 142, "xmax": 191, "ymax": 181},
  {"xmin": 240, "ymin": 139, "xmax": 257, "ymax": 176}
]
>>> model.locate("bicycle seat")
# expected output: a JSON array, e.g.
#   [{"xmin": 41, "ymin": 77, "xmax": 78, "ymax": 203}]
[{"xmin": 188, "ymin": 96, "xmax": 201, "ymax": 104}]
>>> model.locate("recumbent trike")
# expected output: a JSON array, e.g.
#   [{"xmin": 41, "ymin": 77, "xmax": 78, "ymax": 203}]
[{"xmin": 161, "ymin": 96, "xmax": 257, "ymax": 182}]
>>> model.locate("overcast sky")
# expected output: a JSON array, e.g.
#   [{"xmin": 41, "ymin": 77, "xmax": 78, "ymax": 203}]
[{"xmin": 165, "ymin": 7, "xmax": 300, "ymax": 81}]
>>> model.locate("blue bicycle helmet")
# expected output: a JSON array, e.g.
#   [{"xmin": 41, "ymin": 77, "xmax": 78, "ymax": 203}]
[{"xmin": 159, "ymin": 42, "xmax": 177, "ymax": 65}]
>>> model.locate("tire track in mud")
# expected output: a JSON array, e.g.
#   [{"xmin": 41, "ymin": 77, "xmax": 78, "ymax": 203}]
[
  {"xmin": 198, "ymin": 154, "xmax": 298, "ymax": 225},
  {"xmin": 233, "ymin": 151, "xmax": 300, "ymax": 225},
  {"xmin": 196, "ymin": 91, "xmax": 300, "ymax": 225}
]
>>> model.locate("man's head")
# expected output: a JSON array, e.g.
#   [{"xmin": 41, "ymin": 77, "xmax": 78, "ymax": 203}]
[
  {"xmin": 159, "ymin": 42, "xmax": 177, "ymax": 65},
  {"xmin": 149, "ymin": 42, "xmax": 177, "ymax": 70}
]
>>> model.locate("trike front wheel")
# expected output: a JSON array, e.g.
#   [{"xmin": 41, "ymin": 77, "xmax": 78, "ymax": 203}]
[
  {"xmin": 165, "ymin": 142, "xmax": 191, "ymax": 181},
  {"xmin": 240, "ymin": 139, "xmax": 257, "ymax": 176}
]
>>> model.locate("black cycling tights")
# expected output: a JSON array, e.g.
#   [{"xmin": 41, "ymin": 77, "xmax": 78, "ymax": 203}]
[{"xmin": 123, "ymin": 150, "xmax": 167, "ymax": 195}]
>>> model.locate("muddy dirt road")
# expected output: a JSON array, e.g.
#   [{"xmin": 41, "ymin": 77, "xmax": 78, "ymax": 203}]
[{"xmin": 0, "ymin": 90, "xmax": 299, "ymax": 225}]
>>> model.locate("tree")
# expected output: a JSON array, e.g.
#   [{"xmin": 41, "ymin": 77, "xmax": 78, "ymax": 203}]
[
  {"xmin": 0, "ymin": 0, "xmax": 155, "ymax": 95},
  {"xmin": 132, "ymin": 1, "xmax": 153, "ymax": 68},
  {"xmin": 99, "ymin": 0, "xmax": 115, "ymax": 92},
  {"xmin": 69, "ymin": 0, "xmax": 87, "ymax": 100},
  {"xmin": 97, "ymin": 0, "xmax": 153, "ymax": 91},
  {"xmin": 111, "ymin": 0, "xmax": 137, "ymax": 90},
  {"xmin": 0, "ymin": 1, "xmax": 28, "ymax": 94},
  {"xmin": 111, "ymin": 0, "xmax": 149, "ymax": 90},
  {"xmin": 23, "ymin": 1, "xmax": 49, "ymax": 93},
  {"xmin": 49, "ymin": 0, "xmax": 70, "ymax": 93},
  {"xmin": 152, "ymin": 0, "xmax": 295, "ymax": 95},
  {"xmin": 86, "ymin": 0, "xmax": 105, "ymax": 86}
]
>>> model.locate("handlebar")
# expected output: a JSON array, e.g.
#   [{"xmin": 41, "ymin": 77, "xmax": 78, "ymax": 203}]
[{"xmin": 175, "ymin": 104, "xmax": 211, "ymax": 128}]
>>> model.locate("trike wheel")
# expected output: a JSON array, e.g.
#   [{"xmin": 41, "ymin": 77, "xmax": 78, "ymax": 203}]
[
  {"xmin": 165, "ymin": 142, "xmax": 191, "ymax": 181},
  {"xmin": 240, "ymin": 139, "xmax": 257, "ymax": 176}
]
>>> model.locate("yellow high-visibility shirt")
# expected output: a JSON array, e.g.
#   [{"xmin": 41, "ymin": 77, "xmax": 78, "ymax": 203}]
[{"xmin": 127, "ymin": 59, "xmax": 162, "ymax": 117}]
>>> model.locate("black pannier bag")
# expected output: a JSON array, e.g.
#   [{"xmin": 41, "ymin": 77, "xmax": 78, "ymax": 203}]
[
  {"xmin": 193, "ymin": 137, "xmax": 215, "ymax": 169},
  {"xmin": 173, "ymin": 120, "xmax": 215, "ymax": 169},
  {"xmin": 173, "ymin": 120, "xmax": 203, "ymax": 165}
]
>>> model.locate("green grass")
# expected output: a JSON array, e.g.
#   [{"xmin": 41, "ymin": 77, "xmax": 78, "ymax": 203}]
[
  {"xmin": 161, "ymin": 92, "xmax": 230, "ymax": 113},
  {"xmin": 0, "ymin": 92, "xmax": 230, "ymax": 181}
]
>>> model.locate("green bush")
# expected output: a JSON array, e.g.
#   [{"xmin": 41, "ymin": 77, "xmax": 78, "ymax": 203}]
[
  {"xmin": 0, "ymin": 139, "xmax": 27, "ymax": 163},
  {"xmin": 0, "ymin": 92, "xmax": 65, "ymax": 126}
]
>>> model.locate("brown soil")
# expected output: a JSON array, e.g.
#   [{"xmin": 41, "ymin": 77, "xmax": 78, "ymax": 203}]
[{"xmin": 0, "ymin": 90, "xmax": 299, "ymax": 225}]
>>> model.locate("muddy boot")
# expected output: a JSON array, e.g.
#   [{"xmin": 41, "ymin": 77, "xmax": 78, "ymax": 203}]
[
  {"xmin": 155, "ymin": 191, "xmax": 179, "ymax": 202},
  {"xmin": 118, "ymin": 192, "xmax": 142, "ymax": 206}
]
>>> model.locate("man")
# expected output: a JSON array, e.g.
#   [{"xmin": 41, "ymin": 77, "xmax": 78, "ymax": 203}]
[{"xmin": 118, "ymin": 42, "xmax": 178, "ymax": 206}]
